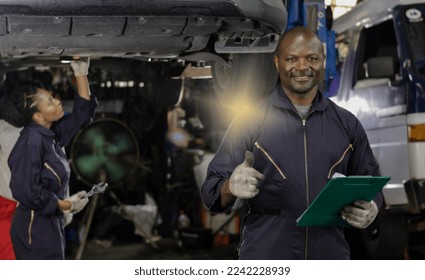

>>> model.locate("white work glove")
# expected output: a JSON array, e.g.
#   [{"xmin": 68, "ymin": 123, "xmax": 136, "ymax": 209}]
[
  {"xmin": 64, "ymin": 191, "xmax": 89, "ymax": 214},
  {"xmin": 229, "ymin": 151, "xmax": 264, "ymax": 199},
  {"xmin": 64, "ymin": 212, "xmax": 73, "ymax": 227},
  {"xmin": 70, "ymin": 57, "xmax": 90, "ymax": 76},
  {"xmin": 341, "ymin": 200, "xmax": 378, "ymax": 229}
]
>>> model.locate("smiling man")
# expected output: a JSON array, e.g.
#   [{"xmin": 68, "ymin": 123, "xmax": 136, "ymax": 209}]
[
  {"xmin": 201, "ymin": 26, "xmax": 382, "ymax": 260},
  {"xmin": 273, "ymin": 26, "xmax": 325, "ymax": 105}
]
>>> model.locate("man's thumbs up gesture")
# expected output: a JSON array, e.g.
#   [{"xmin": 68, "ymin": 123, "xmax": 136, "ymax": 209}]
[{"xmin": 229, "ymin": 151, "xmax": 265, "ymax": 199}]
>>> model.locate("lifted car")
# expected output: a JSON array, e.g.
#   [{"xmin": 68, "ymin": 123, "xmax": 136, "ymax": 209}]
[{"xmin": 0, "ymin": 0, "xmax": 287, "ymax": 104}]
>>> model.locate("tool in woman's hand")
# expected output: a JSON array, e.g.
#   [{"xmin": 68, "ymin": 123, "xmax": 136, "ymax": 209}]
[{"xmin": 86, "ymin": 182, "xmax": 108, "ymax": 198}]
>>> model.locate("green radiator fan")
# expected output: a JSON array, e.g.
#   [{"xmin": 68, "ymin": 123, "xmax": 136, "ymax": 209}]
[{"xmin": 70, "ymin": 118, "xmax": 140, "ymax": 187}]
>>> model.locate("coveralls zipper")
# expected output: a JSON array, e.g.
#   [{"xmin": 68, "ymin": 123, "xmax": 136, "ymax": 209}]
[
  {"xmin": 300, "ymin": 110, "xmax": 315, "ymax": 260},
  {"xmin": 254, "ymin": 142, "xmax": 287, "ymax": 179},
  {"xmin": 43, "ymin": 162, "xmax": 62, "ymax": 187},
  {"xmin": 28, "ymin": 210, "xmax": 34, "ymax": 245},
  {"xmin": 327, "ymin": 144, "xmax": 354, "ymax": 178}
]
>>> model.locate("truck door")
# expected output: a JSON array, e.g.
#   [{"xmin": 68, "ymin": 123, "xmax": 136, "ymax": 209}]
[{"xmin": 343, "ymin": 18, "xmax": 409, "ymax": 185}]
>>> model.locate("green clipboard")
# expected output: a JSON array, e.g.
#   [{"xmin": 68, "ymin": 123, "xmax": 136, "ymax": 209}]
[{"xmin": 296, "ymin": 176, "xmax": 390, "ymax": 227}]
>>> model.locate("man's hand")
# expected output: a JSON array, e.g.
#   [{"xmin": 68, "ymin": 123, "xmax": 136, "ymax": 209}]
[
  {"xmin": 229, "ymin": 151, "xmax": 264, "ymax": 199},
  {"xmin": 341, "ymin": 200, "xmax": 378, "ymax": 229},
  {"xmin": 70, "ymin": 57, "xmax": 90, "ymax": 77}
]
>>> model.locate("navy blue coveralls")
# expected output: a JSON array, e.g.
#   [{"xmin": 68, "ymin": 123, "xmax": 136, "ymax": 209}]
[
  {"xmin": 8, "ymin": 95, "xmax": 96, "ymax": 259},
  {"xmin": 201, "ymin": 86, "xmax": 383, "ymax": 260}
]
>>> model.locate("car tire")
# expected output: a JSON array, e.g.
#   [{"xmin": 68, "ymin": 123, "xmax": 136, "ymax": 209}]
[{"xmin": 211, "ymin": 53, "xmax": 278, "ymax": 107}]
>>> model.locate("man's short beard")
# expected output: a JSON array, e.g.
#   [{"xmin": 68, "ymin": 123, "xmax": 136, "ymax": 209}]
[{"xmin": 291, "ymin": 84, "xmax": 312, "ymax": 95}]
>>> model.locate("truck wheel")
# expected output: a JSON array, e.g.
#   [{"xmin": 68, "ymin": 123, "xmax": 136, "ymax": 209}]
[
  {"xmin": 361, "ymin": 209, "xmax": 408, "ymax": 259},
  {"xmin": 211, "ymin": 53, "xmax": 278, "ymax": 107}
]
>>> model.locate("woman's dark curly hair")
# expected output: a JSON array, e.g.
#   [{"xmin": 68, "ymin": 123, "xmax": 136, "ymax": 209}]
[{"xmin": 0, "ymin": 84, "xmax": 39, "ymax": 128}]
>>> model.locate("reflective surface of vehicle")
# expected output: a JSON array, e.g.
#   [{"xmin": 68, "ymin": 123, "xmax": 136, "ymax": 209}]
[{"xmin": 331, "ymin": 0, "xmax": 425, "ymax": 259}]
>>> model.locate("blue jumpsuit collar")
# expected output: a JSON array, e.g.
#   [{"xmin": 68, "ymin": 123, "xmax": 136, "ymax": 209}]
[
  {"xmin": 270, "ymin": 85, "xmax": 329, "ymax": 112},
  {"xmin": 25, "ymin": 122, "xmax": 56, "ymax": 138}
]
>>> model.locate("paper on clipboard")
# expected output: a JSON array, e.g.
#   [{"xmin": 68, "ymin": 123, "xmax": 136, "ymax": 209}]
[{"xmin": 296, "ymin": 176, "xmax": 390, "ymax": 227}]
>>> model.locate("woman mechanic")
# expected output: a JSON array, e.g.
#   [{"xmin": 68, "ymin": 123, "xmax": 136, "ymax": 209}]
[{"xmin": 7, "ymin": 58, "xmax": 97, "ymax": 259}]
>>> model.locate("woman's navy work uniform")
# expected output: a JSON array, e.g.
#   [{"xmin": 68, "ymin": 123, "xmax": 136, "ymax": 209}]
[
  {"xmin": 8, "ymin": 95, "xmax": 97, "ymax": 260},
  {"xmin": 201, "ymin": 86, "xmax": 383, "ymax": 260}
]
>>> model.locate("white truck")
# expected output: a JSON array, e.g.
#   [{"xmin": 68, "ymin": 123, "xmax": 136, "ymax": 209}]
[{"xmin": 330, "ymin": 0, "xmax": 425, "ymax": 259}]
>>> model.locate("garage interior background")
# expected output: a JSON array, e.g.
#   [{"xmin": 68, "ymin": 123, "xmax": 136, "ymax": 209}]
[{"xmin": 2, "ymin": 0, "xmax": 424, "ymax": 260}]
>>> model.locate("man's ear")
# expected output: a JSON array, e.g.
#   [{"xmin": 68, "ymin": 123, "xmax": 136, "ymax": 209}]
[{"xmin": 273, "ymin": 55, "xmax": 279, "ymax": 71}]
